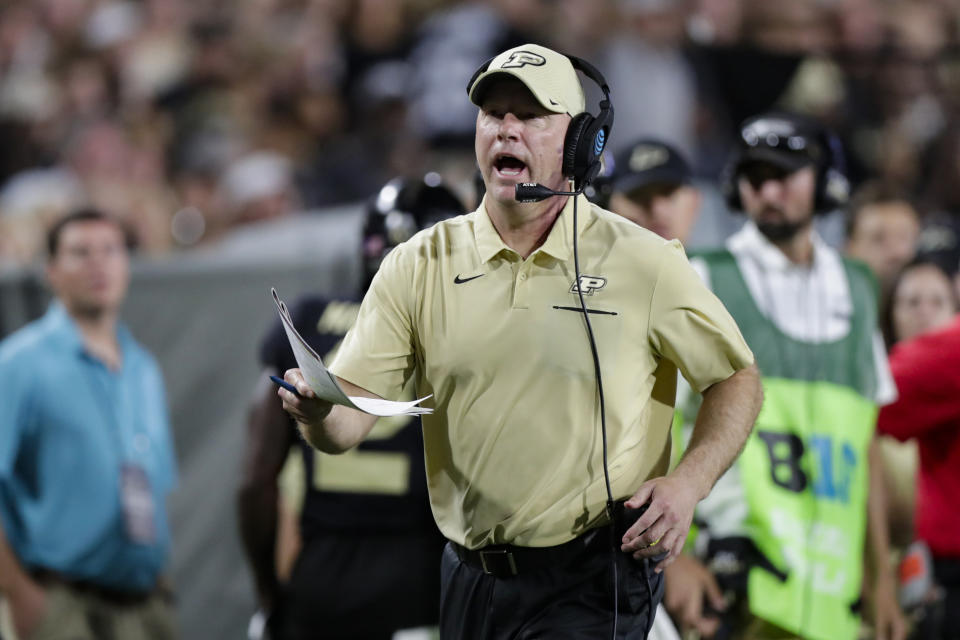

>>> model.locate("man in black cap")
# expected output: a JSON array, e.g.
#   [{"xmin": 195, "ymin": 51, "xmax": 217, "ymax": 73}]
[
  {"xmin": 607, "ymin": 138, "xmax": 701, "ymax": 245},
  {"xmin": 665, "ymin": 111, "xmax": 906, "ymax": 640}
]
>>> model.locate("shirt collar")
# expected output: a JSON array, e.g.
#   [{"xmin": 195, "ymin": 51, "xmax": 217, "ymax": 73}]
[
  {"xmin": 728, "ymin": 220, "xmax": 831, "ymax": 272},
  {"xmin": 474, "ymin": 198, "xmax": 509, "ymax": 263},
  {"xmin": 473, "ymin": 194, "xmax": 592, "ymax": 264},
  {"xmin": 43, "ymin": 301, "xmax": 86, "ymax": 355},
  {"xmin": 42, "ymin": 300, "xmax": 133, "ymax": 361}
]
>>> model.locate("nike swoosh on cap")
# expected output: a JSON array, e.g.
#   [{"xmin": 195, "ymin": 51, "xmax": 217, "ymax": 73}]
[{"xmin": 454, "ymin": 274, "xmax": 484, "ymax": 284}]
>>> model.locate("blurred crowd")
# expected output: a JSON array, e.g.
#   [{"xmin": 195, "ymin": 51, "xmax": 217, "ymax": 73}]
[
  {"xmin": 2, "ymin": 0, "xmax": 960, "ymax": 268},
  {"xmin": 4, "ymin": 3, "xmax": 960, "ymax": 638}
]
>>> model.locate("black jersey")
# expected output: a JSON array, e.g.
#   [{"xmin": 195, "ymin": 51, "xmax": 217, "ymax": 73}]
[{"xmin": 259, "ymin": 296, "xmax": 435, "ymax": 537}]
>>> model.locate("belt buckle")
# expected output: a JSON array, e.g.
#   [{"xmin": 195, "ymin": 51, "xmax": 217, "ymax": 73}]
[{"xmin": 479, "ymin": 549, "xmax": 518, "ymax": 576}]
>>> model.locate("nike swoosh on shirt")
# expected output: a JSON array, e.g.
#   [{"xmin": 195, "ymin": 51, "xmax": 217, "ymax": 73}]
[{"xmin": 454, "ymin": 274, "xmax": 485, "ymax": 284}]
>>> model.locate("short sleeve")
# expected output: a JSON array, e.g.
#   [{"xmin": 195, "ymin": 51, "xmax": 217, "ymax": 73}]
[
  {"xmin": 0, "ymin": 345, "xmax": 34, "ymax": 480},
  {"xmin": 648, "ymin": 241, "xmax": 754, "ymax": 393},
  {"xmin": 328, "ymin": 248, "xmax": 416, "ymax": 399},
  {"xmin": 877, "ymin": 324, "xmax": 960, "ymax": 439}
]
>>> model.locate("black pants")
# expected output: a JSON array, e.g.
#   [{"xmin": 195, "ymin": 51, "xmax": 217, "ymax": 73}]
[
  {"xmin": 274, "ymin": 529, "xmax": 443, "ymax": 640},
  {"xmin": 439, "ymin": 527, "xmax": 664, "ymax": 639}
]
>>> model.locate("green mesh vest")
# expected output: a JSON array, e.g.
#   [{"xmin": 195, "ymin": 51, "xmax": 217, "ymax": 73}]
[{"xmin": 694, "ymin": 249, "xmax": 880, "ymax": 640}]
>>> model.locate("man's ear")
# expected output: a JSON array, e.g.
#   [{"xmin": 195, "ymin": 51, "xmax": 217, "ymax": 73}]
[{"xmin": 689, "ymin": 187, "xmax": 703, "ymax": 217}]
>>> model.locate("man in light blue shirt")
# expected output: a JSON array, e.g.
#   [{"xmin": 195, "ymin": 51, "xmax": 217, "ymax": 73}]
[{"xmin": 0, "ymin": 209, "xmax": 177, "ymax": 640}]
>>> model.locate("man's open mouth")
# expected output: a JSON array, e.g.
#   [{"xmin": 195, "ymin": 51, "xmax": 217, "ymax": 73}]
[{"xmin": 494, "ymin": 154, "xmax": 527, "ymax": 177}]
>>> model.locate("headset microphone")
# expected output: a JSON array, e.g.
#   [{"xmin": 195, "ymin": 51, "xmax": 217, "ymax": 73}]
[
  {"xmin": 515, "ymin": 182, "xmax": 581, "ymax": 203},
  {"xmin": 516, "ymin": 175, "xmax": 645, "ymax": 640},
  {"xmin": 475, "ymin": 48, "xmax": 637, "ymax": 640}
]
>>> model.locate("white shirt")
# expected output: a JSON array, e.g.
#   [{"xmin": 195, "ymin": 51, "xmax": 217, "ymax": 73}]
[
  {"xmin": 684, "ymin": 222, "xmax": 896, "ymax": 539},
  {"xmin": 691, "ymin": 221, "xmax": 896, "ymax": 405}
]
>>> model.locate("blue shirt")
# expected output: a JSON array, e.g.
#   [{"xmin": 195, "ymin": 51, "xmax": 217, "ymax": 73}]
[{"xmin": 0, "ymin": 303, "xmax": 177, "ymax": 591}]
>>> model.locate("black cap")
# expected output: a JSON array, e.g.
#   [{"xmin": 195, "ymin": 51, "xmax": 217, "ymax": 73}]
[
  {"xmin": 611, "ymin": 138, "xmax": 691, "ymax": 195},
  {"xmin": 918, "ymin": 215, "xmax": 960, "ymax": 277},
  {"xmin": 735, "ymin": 112, "xmax": 826, "ymax": 174}
]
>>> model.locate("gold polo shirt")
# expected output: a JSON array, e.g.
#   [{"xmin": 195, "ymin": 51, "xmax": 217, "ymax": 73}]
[{"xmin": 330, "ymin": 194, "xmax": 753, "ymax": 549}]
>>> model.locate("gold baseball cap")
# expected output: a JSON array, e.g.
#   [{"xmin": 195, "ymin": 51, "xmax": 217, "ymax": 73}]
[{"xmin": 467, "ymin": 44, "xmax": 586, "ymax": 116}]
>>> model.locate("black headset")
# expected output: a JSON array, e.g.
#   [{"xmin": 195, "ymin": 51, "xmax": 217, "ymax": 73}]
[
  {"xmin": 469, "ymin": 51, "xmax": 644, "ymax": 640},
  {"xmin": 467, "ymin": 50, "xmax": 614, "ymax": 191},
  {"xmin": 722, "ymin": 112, "xmax": 850, "ymax": 216}
]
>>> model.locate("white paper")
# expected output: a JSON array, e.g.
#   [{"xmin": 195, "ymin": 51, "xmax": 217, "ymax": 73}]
[{"xmin": 271, "ymin": 288, "xmax": 432, "ymax": 417}]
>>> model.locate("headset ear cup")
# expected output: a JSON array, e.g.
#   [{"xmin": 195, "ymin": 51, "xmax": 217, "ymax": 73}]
[
  {"xmin": 814, "ymin": 130, "xmax": 849, "ymax": 214},
  {"xmin": 721, "ymin": 156, "xmax": 742, "ymax": 212},
  {"xmin": 563, "ymin": 113, "xmax": 592, "ymax": 181},
  {"xmin": 578, "ymin": 119, "xmax": 607, "ymax": 186}
]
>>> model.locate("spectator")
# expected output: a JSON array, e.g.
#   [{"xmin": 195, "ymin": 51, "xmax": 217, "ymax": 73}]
[
  {"xmin": 0, "ymin": 167, "xmax": 85, "ymax": 266},
  {"xmin": 846, "ymin": 181, "xmax": 921, "ymax": 299},
  {"xmin": 605, "ymin": 137, "xmax": 701, "ymax": 244},
  {"xmin": 0, "ymin": 208, "xmax": 178, "ymax": 640},
  {"xmin": 601, "ymin": 0, "xmax": 698, "ymax": 158},
  {"xmin": 883, "ymin": 259, "xmax": 958, "ymax": 350},
  {"xmin": 215, "ymin": 151, "xmax": 300, "ymax": 229},
  {"xmin": 876, "ymin": 264, "xmax": 960, "ymax": 640},
  {"xmin": 875, "ymin": 259, "xmax": 958, "ymax": 554},
  {"xmin": 601, "ymin": 137, "xmax": 698, "ymax": 640},
  {"xmin": 669, "ymin": 111, "xmax": 906, "ymax": 640}
]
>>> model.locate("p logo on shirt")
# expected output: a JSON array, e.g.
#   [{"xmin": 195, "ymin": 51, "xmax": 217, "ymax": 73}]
[{"xmin": 570, "ymin": 275, "xmax": 607, "ymax": 296}]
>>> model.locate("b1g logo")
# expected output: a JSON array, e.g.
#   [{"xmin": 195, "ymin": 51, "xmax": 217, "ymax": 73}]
[
  {"xmin": 501, "ymin": 51, "xmax": 546, "ymax": 69},
  {"xmin": 571, "ymin": 275, "xmax": 607, "ymax": 295},
  {"xmin": 757, "ymin": 430, "xmax": 858, "ymax": 504}
]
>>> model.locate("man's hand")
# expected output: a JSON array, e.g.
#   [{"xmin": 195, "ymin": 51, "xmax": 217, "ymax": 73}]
[
  {"xmin": 623, "ymin": 363, "xmax": 761, "ymax": 572},
  {"xmin": 8, "ymin": 577, "xmax": 47, "ymax": 639},
  {"xmin": 278, "ymin": 369, "xmax": 379, "ymax": 453},
  {"xmin": 871, "ymin": 573, "xmax": 908, "ymax": 640},
  {"xmin": 663, "ymin": 554, "xmax": 727, "ymax": 638},
  {"xmin": 278, "ymin": 368, "xmax": 334, "ymax": 426},
  {"xmin": 620, "ymin": 470, "xmax": 704, "ymax": 572}
]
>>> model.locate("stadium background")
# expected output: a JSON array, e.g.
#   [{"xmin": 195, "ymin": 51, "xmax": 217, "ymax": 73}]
[{"xmin": 2, "ymin": 0, "xmax": 960, "ymax": 638}]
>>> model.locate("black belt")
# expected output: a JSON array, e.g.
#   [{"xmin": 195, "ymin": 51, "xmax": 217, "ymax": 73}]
[
  {"xmin": 32, "ymin": 568, "xmax": 161, "ymax": 606},
  {"xmin": 451, "ymin": 528, "xmax": 604, "ymax": 578},
  {"xmin": 451, "ymin": 501, "xmax": 650, "ymax": 578}
]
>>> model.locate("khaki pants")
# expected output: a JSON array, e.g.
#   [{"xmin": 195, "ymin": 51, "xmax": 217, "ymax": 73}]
[{"xmin": 0, "ymin": 583, "xmax": 176, "ymax": 640}]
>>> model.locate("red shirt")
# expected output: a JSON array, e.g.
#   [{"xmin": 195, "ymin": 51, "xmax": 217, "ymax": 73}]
[{"xmin": 877, "ymin": 315, "xmax": 960, "ymax": 558}]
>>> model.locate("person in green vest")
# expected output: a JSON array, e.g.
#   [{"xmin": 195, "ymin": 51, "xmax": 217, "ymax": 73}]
[{"xmin": 663, "ymin": 111, "xmax": 907, "ymax": 640}]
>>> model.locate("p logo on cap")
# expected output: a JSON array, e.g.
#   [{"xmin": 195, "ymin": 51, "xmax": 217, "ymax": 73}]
[
  {"xmin": 467, "ymin": 43, "xmax": 586, "ymax": 116},
  {"xmin": 502, "ymin": 51, "xmax": 547, "ymax": 69},
  {"xmin": 629, "ymin": 145, "xmax": 670, "ymax": 173}
]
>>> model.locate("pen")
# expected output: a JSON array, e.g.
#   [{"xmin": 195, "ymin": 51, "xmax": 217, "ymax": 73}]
[{"xmin": 269, "ymin": 375, "xmax": 302, "ymax": 397}]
